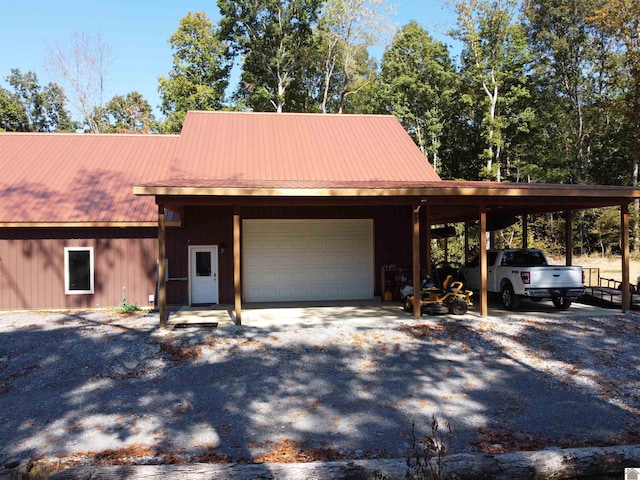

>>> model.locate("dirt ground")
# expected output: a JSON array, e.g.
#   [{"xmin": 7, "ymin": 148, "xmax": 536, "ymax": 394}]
[{"xmin": 1, "ymin": 304, "xmax": 640, "ymax": 476}]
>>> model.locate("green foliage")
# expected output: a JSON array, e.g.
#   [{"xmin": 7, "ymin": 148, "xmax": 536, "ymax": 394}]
[
  {"xmin": 218, "ymin": 0, "xmax": 321, "ymax": 112},
  {"xmin": 524, "ymin": 0, "xmax": 603, "ymax": 184},
  {"xmin": 451, "ymin": 0, "xmax": 533, "ymax": 181},
  {"xmin": 158, "ymin": 11, "xmax": 232, "ymax": 132},
  {"xmin": 0, "ymin": 69, "xmax": 75, "ymax": 132},
  {"xmin": 378, "ymin": 21, "xmax": 458, "ymax": 173},
  {"xmin": 119, "ymin": 299, "xmax": 142, "ymax": 314},
  {"xmin": 0, "ymin": 86, "xmax": 29, "ymax": 131},
  {"xmin": 95, "ymin": 91, "xmax": 157, "ymax": 133}
]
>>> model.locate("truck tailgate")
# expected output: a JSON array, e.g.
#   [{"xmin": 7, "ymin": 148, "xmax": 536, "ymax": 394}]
[{"xmin": 529, "ymin": 267, "xmax": 583, "ymax": 287}]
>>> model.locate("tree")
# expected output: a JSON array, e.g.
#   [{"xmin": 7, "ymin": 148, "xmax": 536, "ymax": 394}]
[
  {"xmin": 95, "ymin": 91, "xmax": 156, "ymax": 134},
  {"xmin": 450, "ymin": 0, "xmax": 533, "ymax": 181},
  {"xmin": 0, "ymin": 69, "xmax": 74, "ymax": 132},
  {"xmin": 378, "ymin": 21, "xmax": 457, "ymax": 173},
  {"xmin": 218, "ymin": 0, "xmax": 322, "ymax": 112},
  {"xmin": 0, "ymin": 86, "xmax": 28, "ymax": 132},
  {"xmin": 589, "ymin": 0, "xmax": 640, "ymax": 249},
  {"xmin": 45, "ymin": 31, "xmax": 111, "ymax": 132},
  {"xmin": 317, "ymin": 0, "xmax": 393, "ymax": 114},
  {"xmin": 524, "ymin": 0, "xmax": 603, "ymax": 184},
  {"xmin": 158, "ymin": 11, "xmax": 232, "ymax": 133}
]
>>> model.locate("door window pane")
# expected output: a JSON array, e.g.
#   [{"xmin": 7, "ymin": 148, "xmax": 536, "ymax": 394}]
[{"xmin": 196, "ymin": 252, "xmax": 212, "ymax": 277}]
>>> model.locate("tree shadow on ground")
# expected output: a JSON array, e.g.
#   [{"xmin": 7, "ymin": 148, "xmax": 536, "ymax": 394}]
[{"xmin": 1, "ymin": 308, "xmax": 638, "ymax": 467}]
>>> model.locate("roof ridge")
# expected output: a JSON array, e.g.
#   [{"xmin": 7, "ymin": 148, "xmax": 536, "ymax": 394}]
[
  {"xmin": 0, "ymin": 132, "xmax": 179, "ymax": 138},
  {"xmin": 185, "ymin": 110, "xmax": 395, "ymax": 119}
]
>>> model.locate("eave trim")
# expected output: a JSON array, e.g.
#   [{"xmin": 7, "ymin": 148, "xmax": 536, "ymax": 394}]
[
  {"xmin": 0, "ymin": 221, "xmax": 182, "ymax": 228},
  {"xmin": 133, "ymin": 185, "xmax": 640, "ymax": 199}
]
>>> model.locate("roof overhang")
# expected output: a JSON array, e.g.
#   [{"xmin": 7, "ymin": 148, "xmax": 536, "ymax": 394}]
[
  {"xmin": 133, "ymin": 181, "xmax": 640, "ymax": 225},
  {"xmin": 0, "ymin": 221, "xmax": 183, "ymax": 228}
]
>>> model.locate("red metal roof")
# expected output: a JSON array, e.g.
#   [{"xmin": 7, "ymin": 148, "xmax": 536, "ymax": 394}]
[
  {"xmin": 171, "ymin": 111, "xmax": 441, "ymax": 184},
  {"xmin": 0, "ymin": 112, "xmax": 440, "ymax": 224},
  {"xmin": 0, "ymin": 133, "xmax": 179, "ymax": 224}
]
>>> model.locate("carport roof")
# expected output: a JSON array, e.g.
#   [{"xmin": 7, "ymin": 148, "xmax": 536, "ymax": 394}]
[{"xmin": 135, "ymin": 178, "xmax": 640, "ymax": 225}]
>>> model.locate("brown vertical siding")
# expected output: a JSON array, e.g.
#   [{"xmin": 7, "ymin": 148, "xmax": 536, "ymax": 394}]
[
  {"xmin": 0, "ymin": 227, "xmax": 157, "ymax": 311},
  {"xmin": 1, "ymin": 206, "xmax": 417, "ymax": 310},
  {"xmin": 166, "ymin": 206, "xmax": 234, "ymax": 305},
  {"xmin": 166, "ymin": 205, "xmax": 415, "ymax": 304}
]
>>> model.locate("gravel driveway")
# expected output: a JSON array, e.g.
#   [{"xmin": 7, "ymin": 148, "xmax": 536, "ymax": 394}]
[{"xmin": 1, "ymin": 304, "xmax": 639, "ymax": 469}]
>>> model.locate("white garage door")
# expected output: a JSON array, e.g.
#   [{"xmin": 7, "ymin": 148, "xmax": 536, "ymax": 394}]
[{"xmin": 243, "ymin": 219, "xmax": 374, "ymax": 302}]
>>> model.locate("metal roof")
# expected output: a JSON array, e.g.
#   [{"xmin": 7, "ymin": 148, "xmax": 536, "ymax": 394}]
[
  {"xmin": 0, "ymin": 133, "xmax": 179, "ymax": 224},
  {"xmin": 171, "ymin": 111, "xmax": 441, "ymax": 183},
  {"xmin": 2, "ymin": 111, "xmax": 639, "ymax": 226},
  {"xmin": 0, "ymin": 111, "xmax": 440, "ymax": 225}
]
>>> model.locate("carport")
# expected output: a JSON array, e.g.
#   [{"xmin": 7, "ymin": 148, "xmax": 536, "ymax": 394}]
[
  {"xmin": 140, "ymin": 180, "xmax": 640, "ymax": 326},
  {"xmin": 409, "ymin": 181, "xmax": 640, "ymax": 318}
]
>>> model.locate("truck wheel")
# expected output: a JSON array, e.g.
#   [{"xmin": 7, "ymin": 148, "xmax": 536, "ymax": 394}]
[
  {"xmin": 449, "ymin": 298, "xmax": 468, "ymax": 315},
  {"xmin": 552, "ymin": 297, "xmax": 572, "ymax": 310},
  {"xmin": 500, "ymin": 282, "xmax": 520, "ymax": 310}
]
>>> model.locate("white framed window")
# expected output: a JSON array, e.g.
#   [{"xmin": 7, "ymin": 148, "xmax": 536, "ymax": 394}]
[{"xmin": 64, "ymin": 247, "xmax": 94, "ymax": 294}]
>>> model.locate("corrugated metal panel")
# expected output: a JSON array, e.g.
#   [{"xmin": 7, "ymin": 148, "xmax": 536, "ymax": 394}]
[
  {"xmin": 1, "ymin": 112, "xmax": 442, "ymax": 225},
  {"xmin": 0, "ymin": 134, "xmax": 179, "ymax": 224},
  {"xmin": 172, "ymin": 111, "xmax": 441, "ymax": 184},
  {"xmin": 0, "ymin": 228, "xmax": 157, "ymax": 310}
]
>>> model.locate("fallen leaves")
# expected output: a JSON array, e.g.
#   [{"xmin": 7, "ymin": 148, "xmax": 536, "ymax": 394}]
[
  {"xmin": 156, "ymin": 341, "xmax": 202, "ymax": 364},
  {"xmin": 252, "ymin": 439, "xmax": 343, "ymax": 463}
]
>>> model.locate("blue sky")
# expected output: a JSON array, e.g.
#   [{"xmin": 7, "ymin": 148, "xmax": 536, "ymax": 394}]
[{"xmin": 0, "ymin": 0, "xmax": 458, "ymax": 120}]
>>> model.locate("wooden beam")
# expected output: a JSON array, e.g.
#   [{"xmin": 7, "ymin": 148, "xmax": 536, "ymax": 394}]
[
  {"xmin": 464, "ymin": 221, "xmax": 470, "ymax": 265},
  {"xmin": 412, "ymin": 204, "xmax": 421, "ymax": 320},
  {"xmin": 522, "ymin": 214, "xmax": 528, "ymax": 249},
  {"xmin": 565, "ymin": 210, "xmax": 573, "ymax": 266},
  {"xmin": 622, "ymin": 203, "xmax": 630, "ymax": 312},
  {"xmin": 234, "ymin": 208, "xmax": 242, "ymax": 325},
  {"xmin": 425, "ymin": 204, "xmax": 432, "ymax": 276},
  {"xmin": 158, "ymin": 204, "xmax": 167, "ymax": 329},
  {"xmin": 479, "ymin": 206, "xmax": 488, "ymax": 317},
  {"xmin": 444, "ymin": 224, "xmax": 449, "ymax": 262}
]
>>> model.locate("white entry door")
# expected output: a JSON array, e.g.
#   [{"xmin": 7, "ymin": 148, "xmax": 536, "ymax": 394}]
[{"xmin": 190, "ymin": 246, "xmax": 219, "ymax": 304}]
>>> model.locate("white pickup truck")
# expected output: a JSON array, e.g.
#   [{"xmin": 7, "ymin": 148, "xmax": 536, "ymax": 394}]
[{"xmin": 459, "ymin": 248, "xmax": 585, "ymax": 310}]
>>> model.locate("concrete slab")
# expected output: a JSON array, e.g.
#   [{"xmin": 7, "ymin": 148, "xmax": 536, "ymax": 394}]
[{"xmin": 166, "ymin": 298, "xmax": 623, "ymax": 330}]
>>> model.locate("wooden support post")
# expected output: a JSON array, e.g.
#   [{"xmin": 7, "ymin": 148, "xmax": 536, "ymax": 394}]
[
  {"xmin": 522, "ymin": 214, "xmax": 528, "ymax": 249},
  {"xmin": 444, "ymin": 223, "xmax": 449, "ymax": 262},
  {"xmin": 412, "ymin": 204, "xmax": 421, "ymax": 320},
  {"xmin": 158, "ymin": 204, "xmax": 167, "ymax": 329},
  {"xmin": 622, "ymin": 203, "xmax": 630, "ymax": 312},
  {"xmin": 464, "ymin": 222, "xmax": 470, "ymax": 266},
  {"xmin": 565, "ymin": 210, "xmax": 573, "ymax": 266},
  {"xmin": 425, "ymin": 204, "xmax": 432, "ymax": 277},
  {"xmin": 233, "ymin": 208, "xmax": 242, "ymax": 325},
  {"xmin": 479, "ymin": 206, "xmax": 488, "ymax": 317}
]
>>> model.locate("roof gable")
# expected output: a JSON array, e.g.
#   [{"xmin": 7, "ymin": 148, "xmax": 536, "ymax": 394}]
[{"xmin": 170, "ymin": 111, "xmax": 441, "ymax": 185}]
